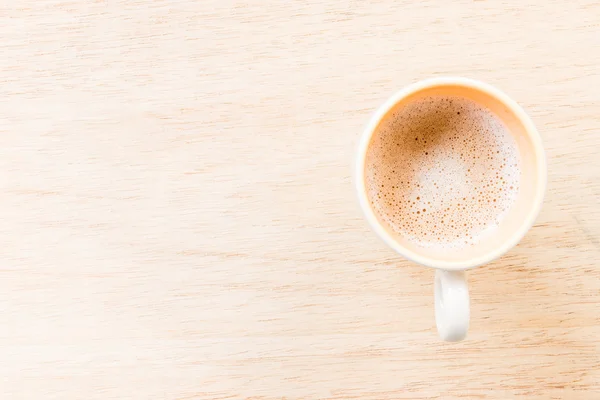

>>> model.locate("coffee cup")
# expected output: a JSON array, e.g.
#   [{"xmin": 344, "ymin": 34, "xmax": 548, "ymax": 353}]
[{"xmin": 355, "ymin": 77, "xmax": 546, "ymax": 341}]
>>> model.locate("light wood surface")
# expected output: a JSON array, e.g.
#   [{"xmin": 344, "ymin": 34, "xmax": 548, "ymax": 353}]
[{"xmin": 1, "ymin": 1, "xmax": 599, "ymax": 399}]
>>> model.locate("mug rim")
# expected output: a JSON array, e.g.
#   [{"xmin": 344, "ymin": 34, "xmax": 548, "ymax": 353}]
[{"xmin": 355, "ymin": 77, "xmax": 547, "ymax": 270}]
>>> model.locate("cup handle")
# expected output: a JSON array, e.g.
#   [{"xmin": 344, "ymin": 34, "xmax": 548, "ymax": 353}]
[{"xmin": 435, "ymin": 270, "xmax": 470, "ymax": 342}]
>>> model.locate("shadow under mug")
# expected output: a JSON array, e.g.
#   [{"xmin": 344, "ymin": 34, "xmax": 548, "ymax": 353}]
[{"xmin": 355, "ymin": 77, "xmax": 547, "ymax": 341}]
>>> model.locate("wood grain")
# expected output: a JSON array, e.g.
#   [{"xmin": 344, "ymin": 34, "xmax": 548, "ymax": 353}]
[{"xmin": 0, "ymin": 1, "xmax": 599, "ymax": 399}]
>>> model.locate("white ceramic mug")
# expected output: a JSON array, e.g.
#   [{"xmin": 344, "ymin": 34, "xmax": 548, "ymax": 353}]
[{"xmin": 355, "ymin": 77, "xmax": 546, "ymax": 341}]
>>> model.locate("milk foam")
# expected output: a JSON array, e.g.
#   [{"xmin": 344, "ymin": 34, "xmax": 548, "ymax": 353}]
[{"xmin": 365, "ymin": 95, "xmax": 520, "ymax": 250}]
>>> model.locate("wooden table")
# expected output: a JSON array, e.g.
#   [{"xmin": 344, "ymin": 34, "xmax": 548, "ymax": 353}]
[{"xmin": 1, "ymin": 1, "xmax": 599, "ymax": 398}]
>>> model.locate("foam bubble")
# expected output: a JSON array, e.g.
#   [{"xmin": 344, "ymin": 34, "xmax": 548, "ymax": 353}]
[{"xmin": 365, "ymin": 95, "xmax": 521, "ymax": 250}]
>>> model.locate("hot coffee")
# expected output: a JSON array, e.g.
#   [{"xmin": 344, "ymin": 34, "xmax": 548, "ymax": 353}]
[{"xmin": 365, "ymin": 95, "xmax": 521, "ymax": 250}]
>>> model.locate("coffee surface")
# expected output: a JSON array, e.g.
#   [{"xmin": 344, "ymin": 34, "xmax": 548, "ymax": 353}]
[{"xmin": 365, "ymin": 95, "xmax": 520, "ymax": 249}]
